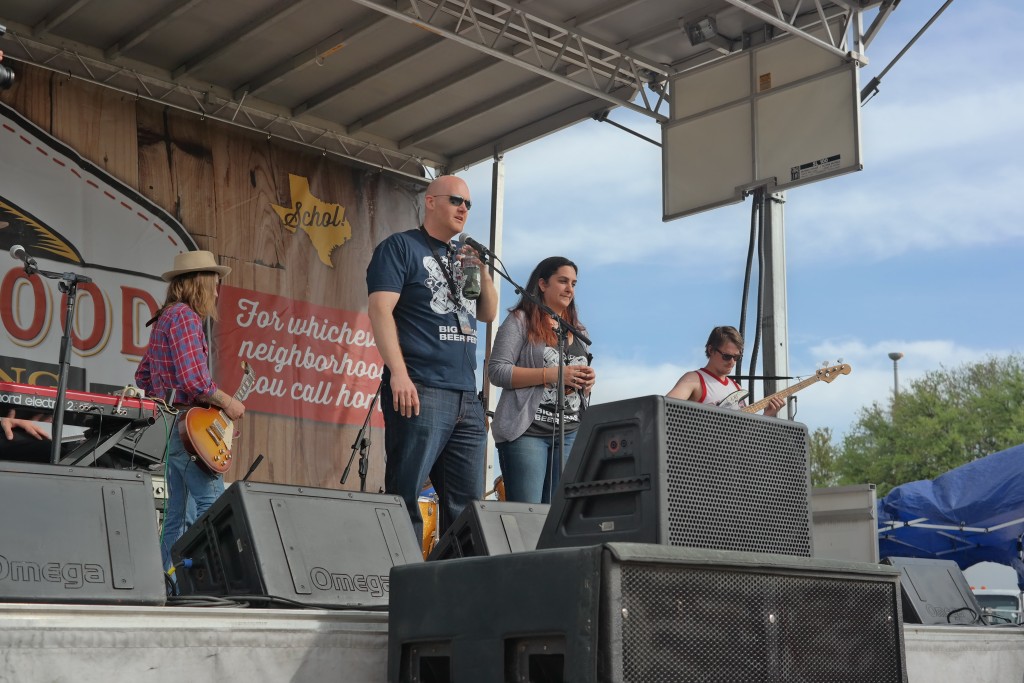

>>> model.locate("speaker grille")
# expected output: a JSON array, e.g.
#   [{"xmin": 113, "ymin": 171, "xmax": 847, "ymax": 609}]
[
  {"xmin": 618, "ymin": 563, "xmax": 903, "ymax": 683},
  {"xmin": 665, "ymin": 402, "xmax": 811, "ymax": 555}
]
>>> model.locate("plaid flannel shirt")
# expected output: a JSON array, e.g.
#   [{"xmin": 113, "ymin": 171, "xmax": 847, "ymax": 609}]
[{"xmin": 135, "ymin": 302, "xmax": 217, "ymax": 405}]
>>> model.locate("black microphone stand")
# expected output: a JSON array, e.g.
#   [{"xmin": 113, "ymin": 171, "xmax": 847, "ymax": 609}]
[
  {"xmin": 21, "ymin": 257, "xmax": 93, "ymax": 464},
  {"xmin": 484, "ymin": 251, "xmax": 590, "ymax": 503},
  {"xmin": 341, "ymin": 379, "xmax": 382, "ymax": 492}
]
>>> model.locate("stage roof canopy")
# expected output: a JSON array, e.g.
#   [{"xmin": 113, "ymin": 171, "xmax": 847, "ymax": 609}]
[{"xmin": 0, "ymin": 1, "xmax": 891, "ymax": 181}]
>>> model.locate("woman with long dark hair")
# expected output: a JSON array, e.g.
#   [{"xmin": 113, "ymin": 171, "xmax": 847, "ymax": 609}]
[{"xmin": 488, "ymin": 256, "xmax": 595, "ymax": 503}]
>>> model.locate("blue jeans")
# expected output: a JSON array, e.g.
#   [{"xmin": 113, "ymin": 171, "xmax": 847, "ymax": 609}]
[
  {"xmin": 161, "ymin": 417, "xmax": 224, "ymax": 572},
  {"xmin": 383, "ymin": 383, "xmax": 486, "ymax": 543},
  {"xmin": 497, "ymin": 431, "xmax": 577, "ymax": 504}
]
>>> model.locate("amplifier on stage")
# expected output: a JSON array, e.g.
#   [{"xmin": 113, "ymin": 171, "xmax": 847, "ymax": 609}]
[
  {"xmin": 0, "ymin": 461, "xmax": 165, "ymax": 605},
  {"xmin": 538, "ymin": 395, "xmax": 813, "ymax": 556},
  {"xmin": 389, "ymin": 543, "xmax": 908, "ymax": 682},
  {"xmin": 172, "ymin": 482, "xmax": 423, "ymax": 608}
]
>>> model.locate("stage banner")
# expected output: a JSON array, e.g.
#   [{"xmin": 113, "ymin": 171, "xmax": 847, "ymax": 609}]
[
  {"xmin": 0, "ymin": 101, "xmax": 194, "ymax": 392},
  {"xmin": 216, "ymin": 285, "xmax": 384, "ymax": 428}
]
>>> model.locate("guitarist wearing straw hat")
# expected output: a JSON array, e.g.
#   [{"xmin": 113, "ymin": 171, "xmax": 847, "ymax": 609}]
[
  {"xmin": 135, "ymin": 250, "xmax": 246, "ymax": 574},
  {"xmin": 667, "ymin": 325, "xmax": 785, "ymax": 417}
]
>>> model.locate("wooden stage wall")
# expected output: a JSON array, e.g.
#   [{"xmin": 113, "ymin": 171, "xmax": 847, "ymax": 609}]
[{"xmin": 1, "ymin": 64, "xmax": 424, "ymax": 492}]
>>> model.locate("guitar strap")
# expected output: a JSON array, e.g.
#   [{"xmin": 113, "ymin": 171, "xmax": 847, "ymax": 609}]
[
  {"xmin": 419, "ymin": 226, "xmax": 474, "ymax": 335},
  {"xmin": 418, "ymin": 226, "xmax": 461, "ymax": 308}
]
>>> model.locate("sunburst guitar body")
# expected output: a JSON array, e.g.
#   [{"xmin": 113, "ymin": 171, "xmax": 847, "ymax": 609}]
[{"xmin": 179, "ymin": 361, "xmax": 256, "ymax": 475}]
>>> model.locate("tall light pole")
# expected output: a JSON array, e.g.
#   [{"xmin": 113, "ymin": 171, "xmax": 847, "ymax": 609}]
[{"xmin": 888, "ymin": 352, "xmax": 904, "ymax": 398}]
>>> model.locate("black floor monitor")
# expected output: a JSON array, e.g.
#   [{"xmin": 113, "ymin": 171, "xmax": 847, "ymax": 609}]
[{"xmin": 882, "ymin": 556, "xmax": 982, "ymax": 625}]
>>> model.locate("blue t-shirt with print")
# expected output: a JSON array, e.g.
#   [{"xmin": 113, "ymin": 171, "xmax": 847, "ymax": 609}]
[{"xmin": 366, "ymin": 227, "xmax": 478, "ymax": 391}]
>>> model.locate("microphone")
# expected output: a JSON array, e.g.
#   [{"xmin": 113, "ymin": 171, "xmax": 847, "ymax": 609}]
[
  {"xmin": 9, "ymin": 244, "xmax": 37, "ymax": 273},
  {"xmin": 458, "ymin": 233, "xmax": 491, "ymax": 258}
]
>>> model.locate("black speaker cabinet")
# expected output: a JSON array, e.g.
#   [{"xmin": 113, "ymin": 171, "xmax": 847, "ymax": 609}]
[
  {"xmin": 0, "ymin": 461, "xmax": 165, "ymax": 605},
  {"xmin": 882, "ymin": 556, "xmax": 983, "ymax": 625},
  {"xmin": 172, "ymin": 482, "xmax": 422, "ymax": 608},
  {"xmin": 538, "ymin": 395, "xmax": 813, "ymax": 556},
  {"xmin": 389, "ymin": 543, "xmax": 908, "ymax": 683},
  {"xmin": 427, "ymin": 501, "xmax": 549, "ymax": 561}
]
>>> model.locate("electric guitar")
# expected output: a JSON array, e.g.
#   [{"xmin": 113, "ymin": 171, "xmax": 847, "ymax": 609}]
[
  {"xmin": 717, "ymin": 363, "xmax": 852, "ymax": 413},
  {"xmin": 179, "ymin": 361, "xmax": 256, "ymax": 474}
]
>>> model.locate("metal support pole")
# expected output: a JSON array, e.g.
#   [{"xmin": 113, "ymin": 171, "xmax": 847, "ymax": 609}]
[
  {"xmin": 761, "ymin": 191, "xmax": 791, "ymax": 419},
  {"xmin": 482, "ymin": 154, "xmax": 505, "ymax": 494}
]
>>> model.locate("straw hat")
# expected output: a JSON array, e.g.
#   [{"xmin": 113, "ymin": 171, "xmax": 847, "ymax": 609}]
[{"xmin": 161, "ymin": 250, "xmax": 231, "ymax": 281}]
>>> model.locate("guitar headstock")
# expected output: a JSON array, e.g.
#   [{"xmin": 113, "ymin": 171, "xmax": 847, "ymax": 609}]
[
  {"xmin": 236, "ymin": 361, "xmax": 257, "ymax": 401},
  {"xmin": 816, "ymin": 363, "xmax": 852, "ymax": 383}
]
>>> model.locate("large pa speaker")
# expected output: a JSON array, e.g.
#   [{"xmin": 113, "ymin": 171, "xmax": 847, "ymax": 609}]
[
  {"xmin": 538, "ymin": 395, "xmax": 813, "ymax": 556},
  {"xmin": 389, "ymin": 543, "xmax": 908, "ymax": 682},
  {"xmin": 881, "ymin": 556, "xmax": 983, "ymax": 626},
  {"xmin": 427, "ymin": 501, "xmax": 549, "ymax": 560},
  {"xmin": 0, "ymin": 461, "xmax": 165, "ymax": 605},
  {"xmin": 172, "ymin": 482, "xmax": 422, "ymax": 608}
]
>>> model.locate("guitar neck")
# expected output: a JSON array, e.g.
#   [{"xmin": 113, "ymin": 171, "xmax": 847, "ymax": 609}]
[{"xmin": 742, "ymin": 374, "xmax": 820, "ymax": 414}]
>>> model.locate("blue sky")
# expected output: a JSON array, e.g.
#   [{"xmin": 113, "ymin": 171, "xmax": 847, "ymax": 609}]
[{"xmin": 460, "ymin": 0, "xmax": 1023, "ymax": 443}]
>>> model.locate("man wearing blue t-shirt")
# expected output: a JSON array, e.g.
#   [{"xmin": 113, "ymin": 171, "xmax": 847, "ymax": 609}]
[{"xmin": 366, "ymin": 175, "xmax": 497, "ymax": 542}]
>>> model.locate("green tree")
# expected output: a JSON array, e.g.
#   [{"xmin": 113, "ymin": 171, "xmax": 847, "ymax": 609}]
[
  {"xmin": 808, "ymin": 426, "xmax": 841, "ymax": 488},
  {"xmin": 836, "ymin": 355, "xmax": 1024, "ymax": 496}
]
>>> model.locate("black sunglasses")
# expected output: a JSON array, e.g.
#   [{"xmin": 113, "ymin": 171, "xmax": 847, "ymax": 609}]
[
  {"xmin": 430, "ymin": 194, "xmax": 472, "ymax": 211},
  {"xmin": 716, "ymin": 349, "xmax": 742, "ymax": 362}
]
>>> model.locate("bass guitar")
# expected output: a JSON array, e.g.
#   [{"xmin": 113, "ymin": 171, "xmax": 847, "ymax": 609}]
[
  {"xmin": 717, "ymin": 363, "xmax": 852, "ymax": 413},
  {"xmin": 179, "ymin": 361, "xmax": 256, "ymax": 474}
]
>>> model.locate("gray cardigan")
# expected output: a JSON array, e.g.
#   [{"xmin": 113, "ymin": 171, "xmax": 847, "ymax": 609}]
[{"xmin": 487, "ymin": 310, "xmax": 588, "ymax": 443}]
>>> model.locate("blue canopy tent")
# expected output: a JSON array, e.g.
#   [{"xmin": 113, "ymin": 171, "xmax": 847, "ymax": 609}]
[{"xmin": 877, "ymin": 443, "xmax": 1024, "ymax": 590}]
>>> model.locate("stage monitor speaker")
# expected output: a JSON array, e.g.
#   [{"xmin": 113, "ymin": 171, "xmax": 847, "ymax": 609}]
[
  {"xmin": 0, "ymin": 461, "xmax": 165, "ymax": 605},
  {"xmin": 427, "ymin": 501, "xmax": 549, "ymax": 561},
  {"xmin": 538, "ymin": 395, "xmax": 813, "ymax": 556},
  {"xmin": 171, "ymin": 482, "xmax": 422, "ymax": 608},
  {"xmin": 389, "ymin": 543, "xmax": 908, "ymax": 682},
  {"xmin": 881, "ymin": 556, "xmax": 982, "ymax": 626}
]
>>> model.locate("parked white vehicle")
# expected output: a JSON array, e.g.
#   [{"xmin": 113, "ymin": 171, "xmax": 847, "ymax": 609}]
[{"xmin": 971, "ymin": 587, "xmax": 1023, "ymax": 625}]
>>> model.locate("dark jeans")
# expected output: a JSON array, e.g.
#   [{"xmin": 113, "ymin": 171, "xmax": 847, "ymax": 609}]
[
  {"xmin": 497, "ymin": 431, "xmax": 577, "ymax": 504},
  {"xmin": 161, "ymin": 416, "xmax": 223, "ymax": 572},
  {"xmin": 383, "ymin": 383, "xmax": 486, "ymax": 543}
]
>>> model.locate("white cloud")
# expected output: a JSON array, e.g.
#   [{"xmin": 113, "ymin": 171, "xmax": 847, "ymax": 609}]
[
  {"xmin": 493, "ymin": 203, "xmax": 752, "ymax": 274},
  {"xmin": 863, "ymin": 84, "xmax": 1024, "ymax": 165},
  {"xmin": 781, "ymin": 150, "xmax": 1024, "ymax": 265},
  {"xmin": 587, "ymin": 357, "xmax": 691, "ymax": 406}
]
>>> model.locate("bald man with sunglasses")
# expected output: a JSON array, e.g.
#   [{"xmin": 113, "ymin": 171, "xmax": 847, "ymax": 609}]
[
  {"xmin": 367, "ymin": 175, "xmax": 497, "ymax": 543},
  {"xmin": 667, "ymin": 325, "xmax": 784, "ymax": 417}
]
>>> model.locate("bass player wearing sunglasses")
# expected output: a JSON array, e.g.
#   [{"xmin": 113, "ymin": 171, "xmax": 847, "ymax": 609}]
[{"xmin": 666, "ymin": 325, "xmax": 784, "ymax": 416}]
